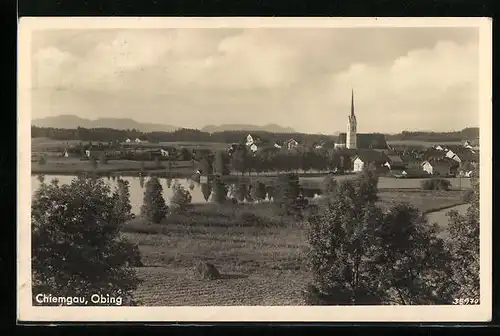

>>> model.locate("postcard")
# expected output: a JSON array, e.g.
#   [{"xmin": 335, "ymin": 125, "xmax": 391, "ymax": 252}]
[{"xmin": 17, "ymin": 17, "xmax": 492, "ymax": 322}]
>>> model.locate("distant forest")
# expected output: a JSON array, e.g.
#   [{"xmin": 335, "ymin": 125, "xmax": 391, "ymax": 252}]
[{"xmin": 31, "ymin": 126, "xmax": 479, "ymax": 145}]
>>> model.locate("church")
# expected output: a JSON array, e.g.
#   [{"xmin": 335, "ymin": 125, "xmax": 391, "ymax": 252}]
[{"xmin": 335, "ymin": 90, "xmax": 389, "ymax": 150}]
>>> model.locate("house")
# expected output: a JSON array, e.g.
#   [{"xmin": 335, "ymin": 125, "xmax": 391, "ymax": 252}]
[
  {"xmin": 249, "ymin": 143, "xmax": 258, "ymax": 153},
  {"xmin": 384, "ymin": 153, "xmax": 406, "ymax": 170},
  {"xmin": 62, "ymin": 148, "xmax": 82, "ymax": 158},
  {"xmin": 283, "ymin": 138, "xmax": 299, "ymax": 150},
  {"xmin": 160, "ymin": 149, "xmax": 170, "ymax": 157},
  {"xmin": 435, "ymin": 145, "xmax": 444, "ymax": 151},
  {"xmin": 125, "ymin": 138, "xmax": 131, "ymax": 143},
  {"xmin": 421, "ymin": 159, "xmax": 458, "ymax": 177},
  {"xmin": 134, "ymin": 138, "xmax": 142, "ymax": 143},
  {"xmin": 245, "ymin": 134, "xmax": 256, "ymax": 146},
  {"xmin": 352, "ymin": 150, "xmax": 389, "ymax": 172},
  {"xmin": 274, "ymin": 142, "xmax": 282, "ymax": 149}
]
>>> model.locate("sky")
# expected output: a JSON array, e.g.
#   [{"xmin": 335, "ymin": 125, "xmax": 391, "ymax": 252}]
[{"xmin": 30, "ymin": 27, "xmax": 480, "ymax": 134}]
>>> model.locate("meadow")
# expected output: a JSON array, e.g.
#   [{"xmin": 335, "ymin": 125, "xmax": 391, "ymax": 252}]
[
  {"xmin": 31, "ymin": 157, "xmax": 195, "ymax": 176},
  {"xmin": 122, "ymin": 188, "xmax": 469, "ymax": 306}
]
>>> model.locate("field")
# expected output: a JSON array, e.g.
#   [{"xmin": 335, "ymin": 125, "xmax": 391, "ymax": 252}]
[
  {"xmin": 123, "ymin": 189, "xmax": 468, "ymax": 306},
  {"xmin": 31, "ymin": 157, "xmax": 195, "ymax": 176}
]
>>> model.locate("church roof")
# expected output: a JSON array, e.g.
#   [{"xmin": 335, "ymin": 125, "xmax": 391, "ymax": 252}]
[{"xmin": 337, "ymin": 133, "xmax": 389, "ymax": 150}]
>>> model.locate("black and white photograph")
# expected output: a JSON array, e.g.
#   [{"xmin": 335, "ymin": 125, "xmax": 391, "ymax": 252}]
[{"xmin": 17, "ymin": 17, "xmax": 492, "ymax": 322}]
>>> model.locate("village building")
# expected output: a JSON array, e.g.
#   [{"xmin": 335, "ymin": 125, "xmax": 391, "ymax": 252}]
[
  {"xmin": 421, "ymin": 159, "xmax": 458, "ymax": 177},
  {"xmin": 125, "ymin": 138, "xmax": 131, "ymax": 143},
  {"xmin": 352, "ymin": 150, "xmax": 389, "ymax": 173},
  {"xmin": 335, "ymin": 90, "xmax": 389, "ymax": 150},
  {"xmin": 62, "ymin": 148, "xmax": 81, "ymax": 158},
  {"xmin": 283, "ymin": 138, "xmax": 299, "ymax": 150}
]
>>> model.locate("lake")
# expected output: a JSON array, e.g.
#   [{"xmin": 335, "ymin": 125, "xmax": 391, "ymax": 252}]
[{"xmin": 31, "ymin": 175, "xmax": 213, "ymax": 216}]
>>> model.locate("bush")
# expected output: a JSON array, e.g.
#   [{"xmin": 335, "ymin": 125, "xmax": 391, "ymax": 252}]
[
  {"xmin": 170, "ymin": 181, "xmax": 192, "ymax": 213},
  {"xmin": 421, "ymin": 178, "xmax": 451, "ymax": 191},
  {"xmin": 31, "ymin": 177, "xmax": 142, "ymax": 306}
]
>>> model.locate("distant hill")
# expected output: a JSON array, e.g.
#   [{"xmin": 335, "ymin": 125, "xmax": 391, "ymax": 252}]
[
  {"xmin": 202, "ymin": 123, "xmax": 296, "ymax": 133},
  {"xmin": 32, "ymin": 115, "xmax": 179, "ymax": 133}
]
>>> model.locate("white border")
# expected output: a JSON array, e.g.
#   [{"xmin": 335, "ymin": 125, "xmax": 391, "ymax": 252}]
[{"xmin": 17, "ymin": 17, "xmax": 492, "ymax": 322}]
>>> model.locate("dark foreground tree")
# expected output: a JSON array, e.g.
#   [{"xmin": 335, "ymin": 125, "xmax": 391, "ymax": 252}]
[
  {"xmin": 251, "ymin": 181, "xmax": 267, "ymax": 203},
  {"xmin": 305, "ymin": 180, "xmax": 385, "ymax": 305},
  {"xmin": 140, "ymin": 177, "xmax": 168, "ymax": 223},
  {"xmin": 305, "ymin": 179, "xmax": 456, "ymax": 305},
  {"xmin": 32, "ymin": 178, "xmax": 142, "ymax": 306},
  {"xmin": 446, "ymin": 177, "xmax": 480, "ymax": 301},
  {"xmin": 377, "ymin": 203, "xmax": 456, "ymax": 304}
]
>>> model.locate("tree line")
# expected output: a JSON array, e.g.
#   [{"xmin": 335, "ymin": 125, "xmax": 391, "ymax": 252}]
[{"xmin": 32, "ymin": 125, "xmax": 479, "ymax": 145}]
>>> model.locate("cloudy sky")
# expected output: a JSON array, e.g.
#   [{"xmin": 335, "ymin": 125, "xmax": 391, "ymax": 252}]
[{"xmin": 30, "ymin": 27, "xmax": 479, "ymax": 134}]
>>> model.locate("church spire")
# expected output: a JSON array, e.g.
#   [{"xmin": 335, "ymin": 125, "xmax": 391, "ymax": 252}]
[{"xmin": 351, "ymin": 89, "xmax": 355, "ymax": 117}]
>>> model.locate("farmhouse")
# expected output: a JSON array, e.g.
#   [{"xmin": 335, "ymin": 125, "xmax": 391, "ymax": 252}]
[
  {"xmin": 384, "ymin": 153, "xmax": 406, "ymax": 170},
  {"xmin": 62, "ymin": 148, "xmax": 81, "ymax": 158},
  {"xmin": 421, "ymin": 159, "xmax": 458, "ymax": 177},
  {"xmin": 125, "ymin": 138, "xmax": 131, "ymax": 143},
  {"xmin": 352, "ymin": 150, "xmax": 389, "ymax": 172},
  {"xmin": 283, "ymin": 138, "xmax": 299, "ymax": 150}
]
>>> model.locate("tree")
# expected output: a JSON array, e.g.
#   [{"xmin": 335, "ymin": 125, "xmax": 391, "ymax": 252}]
[
  {"xmin": 230, "ymin": 148, "xmax": 248, "ymax": 175},
  {"xmin": 211, "ymin": 176, "xmax": 228, "ymax": 204},
  {"xmin": 31, "ymin": 178, "xmax": 142, "ymax": 306},
  {"xmin": 377, "ymin": 203, "xmax": 456, "ymax": 304},
  {"xmin": 90, "ymin": 156, "xmax": 98, "ymax": 169},
  {"xmin": 113, "ymin": 178, "xmax": 132, "ymax": 222},
  {"xmin": 201, "ymin": 183, "xmax": 212, "ymax": 202},
  {"xmin": 234, "ymin": 183, "xmax": 248, "ymax": 203},
  {"xmin": 251, "ymin": 181, "xmax": 267, "ymax": 203},
  {"xmin": 37, "ymin": 174, "xmax": 45, "ymax": 184},
  {"xmin": 140, "ymin": 177, "xmax": 168, "ymax": 224},
  {"xmin": 355, "ymin": 162, "xmax": 379, "ymax": 203},
  {"xmin": 100, "ymin": 152, "xmax": 108, "ymax": 165},
  {"xmin": 198, "ymin": 155, "xmax": 213, "ymax": 175},
  {"xmin": 305, "ymin": 179, "xmax": 456, "ymax": 305},
  {"xmin": 305, "ymin": 180, "xmax": 385, "ymax": 305},
  {"xmin": 170, "ymin": 181, "xmax": 192, "ymax": 213},
  {"xmin": 154, "ymin": 156, "xmax": 162, "ymax": 169},
  {"xmin": 214, "ymin": 151, "xmax": 230, "ymax": 176},
  {"xmin": 446, "ymin": 177, "xmax": 479, "ymax": 301},
  {"xmin": 322, "ymin": 175, "xmax": 337, "ymax": 196},
  {"xmin": 273, "ymin": 173, "xmax": 302, "ymax": 220}
]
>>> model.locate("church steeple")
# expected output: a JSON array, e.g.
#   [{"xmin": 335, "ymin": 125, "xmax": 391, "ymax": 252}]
[
  {"xmin": 346, "ymin": 89, "xmax": 357, "ymax": 149},
  {"xmin": 351, "ymin": 89, "xmax": 355, "ymax": 117}
]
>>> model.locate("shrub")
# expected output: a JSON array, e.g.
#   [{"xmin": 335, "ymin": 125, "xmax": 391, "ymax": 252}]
[
  {"xmin": 421, "ymin": 178, "xmax": 451, "ymax": 191},
  {"xmin": 238, "ymin": 211, "xmax": 263, "ymax": 227},
  {"xmin": 31, "ymin": 177, "xmax": 142, "ymax": 306},
  {"xmin": 170, "ymin": 181, "xmax": 192, "ymax": 213},
  {"xmin": 140, "ymin": 177, "xmax": 168, "ymax": 223}
]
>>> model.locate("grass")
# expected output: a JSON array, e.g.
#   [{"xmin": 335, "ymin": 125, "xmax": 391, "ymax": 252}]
[
  {"xmin": 124, "ymin": 211, "xmax": 309, "ymax": 306},
  {"xmin": 122, "ymin": 189, "xmax": 467, "ymax": 305}
]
